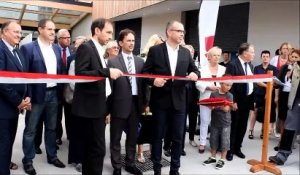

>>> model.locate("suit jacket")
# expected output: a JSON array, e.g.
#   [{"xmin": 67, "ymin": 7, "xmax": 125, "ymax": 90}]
[
  {"xmin": 225, "ymin": 58, "xmax": 254, "ymax": 102},
  {"xmin": 0, "ymin": 40, "xmax": 28, "ymax": 119},
  {"xmin": 107, "ymin": 54, "xmax": 145, "ymax": 119},
  {"xmin": 20, "ymin": 40, "xmax": 63, "ymax": 104},
  {"xmin": 71, "ymin": 40, "xmax": 110, "ymax": 119},
  {"xmin": 55, "ymin": 44, "xmax": 73, "ymax": 74},
  {"xmin": 142, "ymin": 42, "xmax": 200, "ymax": 110}
]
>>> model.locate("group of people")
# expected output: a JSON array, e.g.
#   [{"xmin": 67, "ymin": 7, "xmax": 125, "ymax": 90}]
[{"xmin": 0, "ymin": 16, "xmax": 299, "ymax": 175}]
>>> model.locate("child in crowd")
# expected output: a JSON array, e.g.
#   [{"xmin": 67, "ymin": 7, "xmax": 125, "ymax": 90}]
[{"xmin": 203, "ymin": 77, "xmax": 234, "ymax": 170}]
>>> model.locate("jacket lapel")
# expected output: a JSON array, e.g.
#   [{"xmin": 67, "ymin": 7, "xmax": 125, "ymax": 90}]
[
  {"xmin": 237, "ymin": 59, "xmax": 246, "ymax": 75},
  {"xmin": 0, "ymin": 41, "xmax": 23, "ymax": 71},
  {"xmin": 118, "ymin": 54, "xmax": 131, "ymax": 84},
  {"xmin": 33, "ymin": 41, "xmax": 47, "ymax": 71},
  {"xmin": 162, "ymin": 43, "xmax": 172, "ymax": 75},
  {"xmin": 88, "ymin": 40, "xmax": 103, "ymax": 69},
  {"xmin": 174, "ymin": 47, "xmax": 184, "ymax": 76}
]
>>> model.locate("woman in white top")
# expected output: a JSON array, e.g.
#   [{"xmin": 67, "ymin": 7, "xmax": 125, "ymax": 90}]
[
  {"xmin": 270, "ymin": 42, "xmax": 292, "ymax": 70},
  {"xmin": 196, "ymin": 46, "xmax": 226, "ymax": 153}
]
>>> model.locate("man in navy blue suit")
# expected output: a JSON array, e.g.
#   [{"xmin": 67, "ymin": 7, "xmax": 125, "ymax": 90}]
[
  {"xmin": 21, "ymin": 19, "xmax": 65, "ymax": 175},
  {"xmin": 0, "ymin": 20, "xmax": 31, "ymax": 175}
]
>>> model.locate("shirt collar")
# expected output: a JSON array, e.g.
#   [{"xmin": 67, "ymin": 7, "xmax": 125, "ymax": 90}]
[
  {"xmin": 166, "ymin": 42, "xmax": 179, "ymax": 52},
  {"xmin": 122, "ymin": 51, "xmax": 134, "ymax": 59},
  {"xmin": 91, "ymin": 38, "xmax": 105, "ymax": 56},
  {"xmin": 37, "ymin": 37, "xmax": 52, "ymax": 49},
  {"xmin": 238, "ymin": 56, "xmax": 246, "ymax": 65},
  {"xmin": 2, "ymin": 39, "xmax": 15, "ymax": 52}
]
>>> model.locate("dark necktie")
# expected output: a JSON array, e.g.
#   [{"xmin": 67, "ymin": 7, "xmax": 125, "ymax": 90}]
[
  {"xmin": 127, "ymin": 56, "xmax": 133, "ymax": 86},
  {"xmin": 62, "ymin": 48, "xmax": 67, "ymax": 67},
  {"xmin": 13, "ymin": 49, "xmax": 23, "ymax": 67},
  {"xmin": 244, "ymin": 62, "xmax": 249, "ymax": 95}
]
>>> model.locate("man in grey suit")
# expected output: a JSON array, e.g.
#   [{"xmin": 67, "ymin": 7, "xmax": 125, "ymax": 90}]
[{"xmin": 108, "ymin": 29, "xmax": 144, "ymax": 175}]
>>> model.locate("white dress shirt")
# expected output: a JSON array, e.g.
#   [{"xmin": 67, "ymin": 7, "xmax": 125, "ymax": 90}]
[
  {"xmin": 91, "ymin": 38, "xmax": 111, "ymax": 97},
  {"xmin": 238, "ymin": 56, "xmax": 253, "ymax": 95},
  {"xmin": 37, "ymin": 37, "xmax": 57, "ymax": 88},
  {"xmin": 166, "ymin": 42, "xmax": 179, "ymax": 76},
  {"xmin": 122, "ymin": 52, "xmax": 137, "ymax": 95}
]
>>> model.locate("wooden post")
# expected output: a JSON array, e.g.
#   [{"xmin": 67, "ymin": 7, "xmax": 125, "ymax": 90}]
[{"xmin": 247, "ymin": 71, "xmax": 282, "ymax": 175}]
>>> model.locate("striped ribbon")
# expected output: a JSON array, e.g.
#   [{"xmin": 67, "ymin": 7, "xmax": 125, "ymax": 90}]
[{"xmin": 0, "ymin": 71, "xmax": 273, "ymax": 84}]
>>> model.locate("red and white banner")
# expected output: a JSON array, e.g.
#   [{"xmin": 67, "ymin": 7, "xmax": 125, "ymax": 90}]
[
  {"xmin": 0, "ymin": 71, "xmax": 103, "ymax": 84},
  {"xmin": 198, "ymin": 0, "xmax": 220, "ymax": 68},
  {"xmin": 0, "ymin": 71, "xmax": 273, "ymax": 84}
]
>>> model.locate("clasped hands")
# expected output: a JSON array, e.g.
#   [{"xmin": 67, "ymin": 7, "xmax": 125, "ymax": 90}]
[{"xmin": 18, "ymin": 97, "xmax": 31, "ymax": 112}]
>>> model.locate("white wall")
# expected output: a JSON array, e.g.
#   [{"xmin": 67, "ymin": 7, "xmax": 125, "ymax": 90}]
[
  {"xmin": 71, "ymin": 14, "xmax": 92, "ymax": 40},
  {"xmin": 140, "ymin": 12, "xmax": 181, "ymax": 53},
  {"xmin": 248, "ymin": 0, "xmax": 300, "ymax": 66}
]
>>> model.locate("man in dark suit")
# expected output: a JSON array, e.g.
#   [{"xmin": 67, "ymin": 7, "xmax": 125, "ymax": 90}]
[
  {"xmin": 225, "ymin": 43, "xmax": 255, "ymax": 161},
  {"xmin": 0, "ymin": 20, "xmax": 31, "ymax": 175},
  {"xmin": 71, "ymin": 18, "xmax": 123, "ymax": 175},
  {"xmin": 142, "ymin": 20, "xmax": 200, "ymax": 175},
  {"xmin": 108, "ymin": 29, "xmax": 144, "ymax": 175},
  {"xmin": 21, "ymin": 19, "xmax": 65, "ymax": 175},
  {"xmin": 55, "ymin": 28, "xmax": 72, "ymax": 146}
]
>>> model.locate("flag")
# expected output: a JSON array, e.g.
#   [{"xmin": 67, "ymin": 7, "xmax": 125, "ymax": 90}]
[{"xmin": 198, "ymin": 0, "xmax": 220, "ymax": 68}]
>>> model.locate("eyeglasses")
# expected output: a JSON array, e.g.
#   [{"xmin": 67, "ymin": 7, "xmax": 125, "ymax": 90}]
[
  {"xmin": 170, "ymin": 29, "xmax": 186, "ymax": 34},
  {"xmin": 110, "ymin": 46, "xmax": 120, "ymax": 50},
  {"xmin": 59, "ymin": 37, "xmax": 71, "ymax": 40}
]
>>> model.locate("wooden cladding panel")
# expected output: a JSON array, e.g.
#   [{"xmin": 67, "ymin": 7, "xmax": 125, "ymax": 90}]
[{"xmin": 92, "ymin": 0, "xmax": 164, "ymax": 19}]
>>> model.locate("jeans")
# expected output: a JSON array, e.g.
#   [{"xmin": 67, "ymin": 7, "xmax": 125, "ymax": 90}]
[
  {"xmin": 151, "ymin": 106, "xmax": 186, "ymax": 172},
  {"xmin": 22, "ymin": 89, "xmax": 58, "ymax": 165}
]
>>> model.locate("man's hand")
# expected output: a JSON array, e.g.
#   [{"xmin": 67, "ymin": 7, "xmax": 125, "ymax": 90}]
[
  {"xmin": 232, "ymin": 103, "xmax": 238, "ymax": 111},
  {"xmin": 154, "ymin": 78, "xmax": 167, "ymax": 87},
  {"xmin": 18, "ymin": 97, "xmax": 31, "ymax": 111},
  {"xmin": 109, "ymin": 68, "xmax": 123, "ymax": 80},
  {"xmin": 186, "ymin": 72, "xmax": 198, "ymax": 81},
  {"xmin": 105, "ymin": 114, "xmax": 111, "ymax": 124}
]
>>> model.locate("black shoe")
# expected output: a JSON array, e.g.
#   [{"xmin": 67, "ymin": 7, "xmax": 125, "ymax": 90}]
[
  {"xmin": 56, "ymin": 139, "xmax": 62, "ymax": 145},
  {"xmin": 125, "ymin": 166, "xmax": 142, "ymax": 175},
  {"xmin": 235, "ymin": 150, "xmax": 246, "ymax": 159},
  {"xmin": 35, "ymin": 147, "xmax": 42, "ymax": 154},
  {"xmin": 248, "ymin": 130, "xmax": 254, "ymax": 139},
  {"xmin": 113, "ymin": 168, "xmax": 121, "ymax": 175},
  {"xmin": 48, "ymin": 158, "xmax": 66, "ymax": 168},
  {"xmin": 169, "ymin": 170, "xmax": 180, "ymax": 175},
  {"xmin": 154, "ymin": 170, "xmax": 161, "ymax": 175},
  {"xmin": 269, "ymin": 155, "xmax": 284, "ymax": 165},
  {"xmin": 23, "ymin": 164, "xmax": 36, "ymax": 175},
  {"xmin": 226, "ymin": 151, "xmax": 233, "ymax": 161},
  {"xmin": 198, "ymin": 149, "xmax": 205, "ymax": 154},
  {"xmin": 181, "ymin": 150, "xmax": 186, "ymax": 156},
  {"xmin": 164, "ymin": 149, "xmax": 171, "ymax": 157}
]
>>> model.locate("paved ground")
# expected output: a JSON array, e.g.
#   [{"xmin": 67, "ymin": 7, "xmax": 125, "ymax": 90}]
[{"xmin": 11, "ymin": 114, "xmax": 299, "ymax": 175}]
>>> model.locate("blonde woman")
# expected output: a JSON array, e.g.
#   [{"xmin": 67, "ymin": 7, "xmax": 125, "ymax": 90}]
[
  {"xmin": 104, "ymin": 40, "xmax": 119, "ymax": 60},
  {"xmin": 196, "ymin": 46, "xmax": 226, "ymax": 153},
  {"xmin": 137, "ymin": 34, "xmax": 163, "ymax": 163}
]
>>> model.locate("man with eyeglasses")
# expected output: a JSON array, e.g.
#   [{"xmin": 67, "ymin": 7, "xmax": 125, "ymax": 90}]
[
  {"xmin": 142, "ymin": 20, "xmax": 200, "ymax": 175},
  {"xmin": 55, "ymin": 29, "xmax": 73, "ymax": 147},
  {"xmin": 0, "ymin": 20, "xmax": 31, "ymax": 175},
  {"xmin": 21, "ymin": 19, "xmax": 65, "ymax": 175}
]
